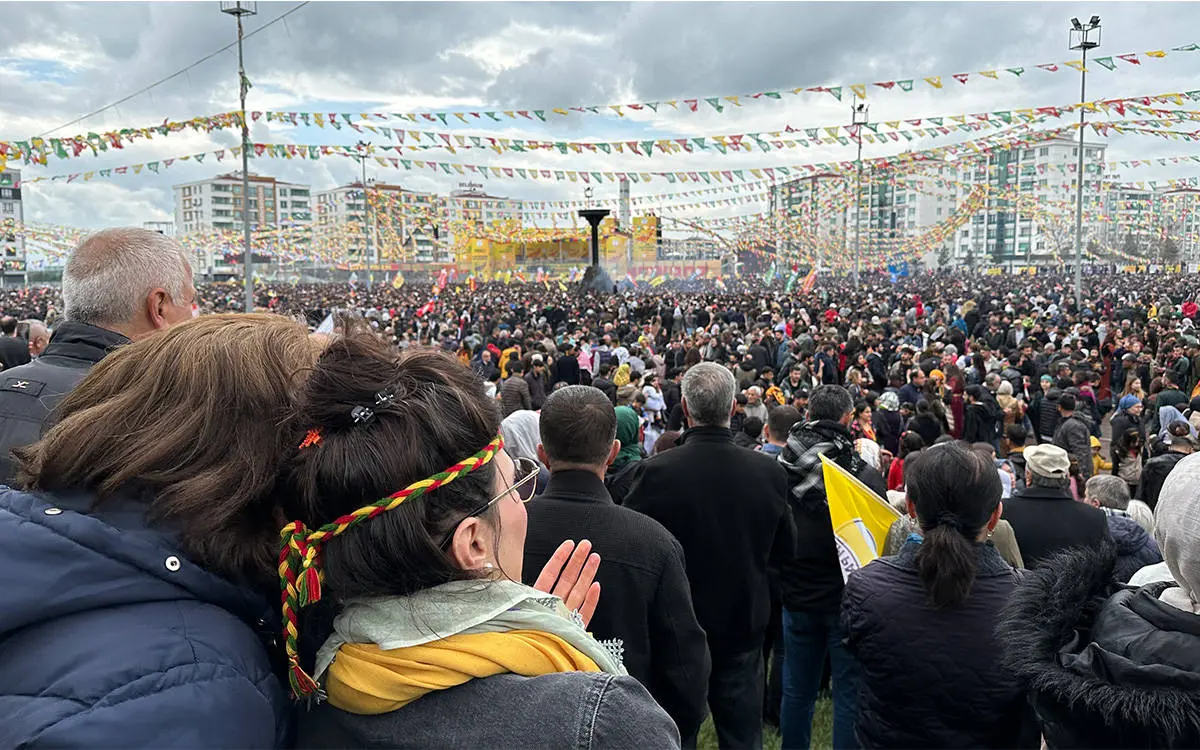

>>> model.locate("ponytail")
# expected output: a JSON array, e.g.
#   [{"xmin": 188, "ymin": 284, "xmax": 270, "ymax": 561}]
[
  {"xmin": 915, "ymin": 522, "xmax": 978, "ymax": 608},
  {"xmin": 905, "ymin": 442, "xmax": 1002, "ymax": 609}
]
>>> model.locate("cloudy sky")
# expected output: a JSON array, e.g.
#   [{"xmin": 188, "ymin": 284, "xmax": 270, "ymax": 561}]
[{"xmin": 2, "ymin": 1, "xmax": 1199, "ymax": 237}]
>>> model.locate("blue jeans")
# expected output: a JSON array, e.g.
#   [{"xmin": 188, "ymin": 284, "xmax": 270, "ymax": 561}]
[{"xmin": 781, "ymin": 609, "xmax": 860, "ymax": 750}]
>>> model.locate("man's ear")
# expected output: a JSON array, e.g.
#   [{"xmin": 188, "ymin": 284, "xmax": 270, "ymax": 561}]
[{"xmin": 607, "ymin": 440, "xmax": 621, "ymax": 466}]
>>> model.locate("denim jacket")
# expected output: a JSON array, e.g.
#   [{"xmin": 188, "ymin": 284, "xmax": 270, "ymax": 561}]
[{"xmin": 297, "ymin": 670, "xmax": 680, "ymax": 749}]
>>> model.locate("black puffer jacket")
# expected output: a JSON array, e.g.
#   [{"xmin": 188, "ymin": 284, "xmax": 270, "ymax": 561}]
[
  {"xmin": 999, "ymin": 543, "xmax": 1200, "ymax": 748},
  {"xmin": 842, "ymin": 541, "xmax": 1035, "ymax": 749}
]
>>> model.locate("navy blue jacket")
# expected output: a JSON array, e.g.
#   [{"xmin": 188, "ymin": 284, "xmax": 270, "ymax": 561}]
[{"xmin": 0, "ymin": 488, "xmax": 291, "ymax": 748}]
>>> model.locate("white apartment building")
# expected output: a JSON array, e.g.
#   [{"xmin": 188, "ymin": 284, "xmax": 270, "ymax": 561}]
[
  {"xmin": 142, "ymin": 221, "xmax": 176, "ymax": 236},
  {"xmin": 952, "ymin": 138, "xmax": 1106, "ymax": 265},
  {"xmin": 845, "ymin": 160, "xmax": 958, "ymax": 265},
  {"xmin": 313, "ymin": 181, "xmax": 445, "ymax": 264},
  {"xmin": 173, "ymin": 172, "xmax": 311, "ymax": 273},
  {"xmin": 0, "ymin": 168, "xmax": 26, "ymax": 286},
  {"xmin": 1100, "ymin": 182, "xmax": 1156, "ymax": 253},
  {"xmin": 445, "ymin": 183, "xmax": 524, "ymax": 247}
]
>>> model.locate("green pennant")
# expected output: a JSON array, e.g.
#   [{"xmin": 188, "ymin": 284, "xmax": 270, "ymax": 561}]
[
  {"xmin": 1006, "ymin": 67, "xmax": 1024, "ymax": 76},
  {"xmin": 897, "ymin": 79, "xmax": 914, "ymax": 92},
  {"xmin": 195, "ymin": 153, "xmax": 206, "ymax": 163},
  {"xmin": 829, "ymin": 87, "xmax": 843, "ymax": 101},
  {"xmin": 1093, "ymin": 57, "xmax": 1116, "ymax": 71},
  {"xmin": 733, "ymin": 170, "xmax": 745, "ymax": 181},
  {"xmin": 470, "ymin": 136, "xmax": 483, "ymax": 147},
  {"xmin": 837, "ymin": 136, "xmax": 850, "ymax": 146},
  {"xmin": 592, "ymin": 172, "xmax": 602, "ymax": 182},
  {"xmin": 556, "ymin": 143, "xmax": 568, "ymax": 154},
  {"xmin": 99, "ymin": 169, "xmax": 112, "ymax": 177},
  {"xmin": 666, "ymin": 174, "xmax": 677, "ymax": 183},
  {"xmin": 705, "ymin": 97, "xmax": 724, "ymax": 112},
  {"xmin": 53, "ymin": 140, "xmax": 67, "ymax": 159},
  {"xmin": 700, "ymin": 173, "xmax": 712, "ymax": 184},
  {"xmin": 516, "ymin": 168, "xmax": 527, "ymax": 178},
  {"xmin": 865, "ymin": 123, "xmax": 879, "ymax": 133},
  {"xmin": 996, "ymin": 111, "xmax": 1013, "ymax": 123},
  {"xmin": 763, "ymin": 91, "xmax": 781, "ymax": 99},
  {"xmin": 641, "ymin": 140, "xmax": 655, "ymax": 156},
  {"xmin": 929, "ymin": 117, "xmax": 943, "ymax": 126},
  {"xmin": 401, "ymin": 159, "xmax": 412, "ymax": 169},
  {"xmin": 901, "ymin": 132, "xmax": 913, "ymax": 141},
  {"xmin": 693, "ymin": 138, "xmax": 708, "ymax": 150},
  {"xmin": 147, "ymin": 162, "xmax": 160, "ymax": 173},
  {"xmin": 486, "ymin": 112, "xmax": 501, "ymax": 121},
  {"xmin": 713, "ymin": 142, "xmax": 727, "ymax": 154},
  {"xmin": 587, "ymin": 106, "xmax": 600, "ymax": 114},
  {"xmin": 440, "ymin": 163, "xmax": 451, "ymax": 174},
  {"xmin": 645, "ymin": 102, "xmax": 659, "ymax": 112},
  {"xmin": 510, "ymin": 141, "xmax": 526, "ymax": 152},
  {"xmin": 436, "ymin": 113, "xmax": 449, "ymax": 125},
  {"xmin": 753, "ymin": 137, "xmax": 770, "ymax": 151},
  {"xmin": 778, "ymin": 167, "xmax": 790, "ymax": 175},
  {"xmin": 598, "ymin": 143, "xmax": 611, "ymax": 154},
  {"xmin": 1186, "ymin": 90, "xmax": 1200, "ymax": 101},
  {"xmin": 1172, "ymin": 43, "xmax": 1200, "ymax": 51},
  {"xmin": 806, "ymin": 128, "xmax": 819, "ymax": 140},
  {"xmin": 533, "ymin": 110, "xmax": 546, "ymax": 121}
]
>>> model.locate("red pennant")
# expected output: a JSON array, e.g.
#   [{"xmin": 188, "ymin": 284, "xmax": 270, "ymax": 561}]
[{"xmin": 952, "ymin": 73, "xmax": 970, "ymax": 84}]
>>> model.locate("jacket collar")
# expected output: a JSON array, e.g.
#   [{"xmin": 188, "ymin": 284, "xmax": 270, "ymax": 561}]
[
  {"xmin": 542, "ymin": 470, "xmax": 612, "ymax": 504},
  {"xmin": 678, "ymin": 425, "xmax": 733, "ymax": 444},
  {"xmin": 42, "ymin": 321, "xmax": 131, "ymax": 365},
  {"xmin": 893, "ymin": 536, "xmax": 1012, "ymax": 577},
  {"xmin": 1011, "ymin": 484, "xmax": 1076, "ymax": 503}
]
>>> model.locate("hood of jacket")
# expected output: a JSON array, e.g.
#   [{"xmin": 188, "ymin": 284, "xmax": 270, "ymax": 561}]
[
  {"xmin": 0, "ymin": 487, "xmax": 271, "ymax": 641},
  {"xmin": 998, "ymin": 543, "xmax": 1200, "ymax": 745}
]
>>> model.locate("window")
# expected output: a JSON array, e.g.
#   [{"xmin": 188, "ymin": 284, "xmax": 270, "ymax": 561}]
[
  {"xmin": 2, "ymin": 203, "xmax": 12, "ymax": 215},
  {"xmin": 936, "ymin": 207, "xmax": 943, "ymax": 216},
  {"xmin": 1038, "ymin": 147, "xmax": 1049, "ymax": 157}
]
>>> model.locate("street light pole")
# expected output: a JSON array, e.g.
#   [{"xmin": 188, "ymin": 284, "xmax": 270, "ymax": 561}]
[
  {"xmin": 1070, "ymin": 15, "xmax": 1101, "ymax": 305},
  {"xmin": 851, "ymin": 103, "xmax": 869, "ymax": 287},
  {"xmin": 221, "ymin": 1, "xmax": 257, "ymax": 313},
  {"xmin": 356, "ymin": 140, "xmax": 375, "ymax": 290}
]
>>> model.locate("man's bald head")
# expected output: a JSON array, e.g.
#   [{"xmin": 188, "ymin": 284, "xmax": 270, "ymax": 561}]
[{"xmin": 62, "ymin": 228, "xmax": 195, "ymax": 339}]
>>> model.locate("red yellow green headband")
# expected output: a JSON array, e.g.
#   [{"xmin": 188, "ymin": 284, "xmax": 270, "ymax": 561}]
[{"xmin": 279, "ymin": 434, "xmax": 505, "ymax": 698}]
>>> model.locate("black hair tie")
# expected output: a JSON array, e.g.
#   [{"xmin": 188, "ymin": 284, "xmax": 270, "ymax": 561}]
[{"xmin": 936, "ymin": 512, "xmax": 963, "ymax": 531}]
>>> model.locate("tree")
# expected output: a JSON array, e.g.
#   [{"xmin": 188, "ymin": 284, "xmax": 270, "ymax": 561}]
[
  {"xmin": 937, "ymin": 244, "xmax": 952, "ymax": 269},
  {"xmin": 1122, "ymin": 232, "xmax": 1140, "ymax": 256},
  {"xmin": 1160, "ymin": 236, "xmax": 1181, "ymax": 265},
  {"xmin": 964, "ymin": 246, "xmax": 977, "ymax": 273}
]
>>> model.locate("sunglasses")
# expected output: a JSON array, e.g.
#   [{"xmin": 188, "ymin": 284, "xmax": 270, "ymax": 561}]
[{"xmin": 438, "ymin": 455, "xmax": 539, "ymax": 549}]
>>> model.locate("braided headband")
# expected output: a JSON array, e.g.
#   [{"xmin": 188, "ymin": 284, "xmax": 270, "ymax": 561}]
[{"xmin": 279, "ymin": 434, "xmax": 505, "ymax": 698}]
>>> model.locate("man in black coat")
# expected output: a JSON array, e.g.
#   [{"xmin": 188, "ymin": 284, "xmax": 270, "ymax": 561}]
[
  {"xmin": 625, "ymin": 362, "xmax": 797, "ymax": 750},
  {"xmin": 0, "ymin": 316, "xmax": 31, "ymax": 371},
  {"xmin": 774, "ymin": 385, "xmax": 888, "ymax": 750},
  {"xmin": 0, "ymin": 228, "xmax": 195, "ymax": 484},
  {"xmin": 523, "ymin": 386, "xmax": 710, "ymax": 741},
  {"xmin": 1003, "ymin": 443, "xmax": 1110, "ymax": 569},
  {"xmin": 1137, "ymin": 430, "xmax": 1193, "ymax": 511}
]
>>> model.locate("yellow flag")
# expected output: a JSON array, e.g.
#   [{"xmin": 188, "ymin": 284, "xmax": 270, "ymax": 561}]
[{"xmin": 821, "ymin": 454, "xmax": 900, "ymax": 581}]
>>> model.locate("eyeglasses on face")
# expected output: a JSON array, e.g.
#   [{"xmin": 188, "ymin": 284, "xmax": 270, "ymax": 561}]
[{"xmin": 438, "ymin": 455, "xmax": 539, "ymax": 549}]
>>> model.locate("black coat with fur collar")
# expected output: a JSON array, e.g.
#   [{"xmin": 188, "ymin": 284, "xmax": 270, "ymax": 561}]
[{"xmin": 998, "ymin": 543, "xmax": 1200, "ymax": 748}]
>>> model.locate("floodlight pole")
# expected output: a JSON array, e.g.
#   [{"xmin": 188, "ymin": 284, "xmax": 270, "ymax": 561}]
[
  {"xmin": 1070, "ymin": 15, "xmax": 1101, "ymax": 306},
  {"xmin": 222, "ymin": 1, "xmax": 258, "ymax": 312},
  {"xmin": 851, "ymin": 103, "xmax": 870, "ymax": 287}
]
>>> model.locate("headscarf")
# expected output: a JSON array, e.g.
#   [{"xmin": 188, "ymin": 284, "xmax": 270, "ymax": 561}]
[
  {"xmin": 878, "ymin": 391, "xmax": 899, "ymax": 412},
  {"xmin": 1118, "ymin": 394, "xmax": 1141, "ymax": 412},
  {"xmin": 1154, "ymin": 453, "xmax": 1200, "ymax": 613},
  {"xmin": 500, "ymin": 410, "xmax": 543, "ymax": 467},
  {"xmin": 611, "ymin": 406, "xmax": 642, "ymax": 470},
  {"xmin": 613, "ymin": 362, "xmax": 631, "ymax": 387},
  {"xmin": 1158, "ymin": 405, "xmax": 1196, "ymax": 441}
]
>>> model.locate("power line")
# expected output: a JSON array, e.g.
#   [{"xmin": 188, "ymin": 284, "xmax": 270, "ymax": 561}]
[{"xmin": 38, "ymin": 1, "xmax": 310, "ymax": 138}]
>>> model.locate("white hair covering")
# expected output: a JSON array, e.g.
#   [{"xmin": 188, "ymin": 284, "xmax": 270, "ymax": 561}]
[
  {"xmin": 1154, "ymin": 452, "xmax": 1200, "ymax": 612},
  {"xmin": 500, "ymin": 410, "xmax": 543, "ymax": 467}
]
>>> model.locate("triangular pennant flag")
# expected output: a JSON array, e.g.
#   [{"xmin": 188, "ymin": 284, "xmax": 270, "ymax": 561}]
[
  {"xmin": 850, "ymin": 84, "xmax": 867, "ymax": 99},
  {"xmin": 952, "ymin": 73, "xmax": 969, "ymax": 84},
  {"xmin": 924, "ymin": 76, "xmax": 943, "ymax": 88},
  {"xmin": 1094, "ymin": 56, "xmax": 1117, "ymax": 70},
  {"xmin": 705, "ymin": 97, "xmax": 724, "ymax": 112},
  {"xmin": 897, "ymin": 79, "xmax": 913, "ymax": 92}
]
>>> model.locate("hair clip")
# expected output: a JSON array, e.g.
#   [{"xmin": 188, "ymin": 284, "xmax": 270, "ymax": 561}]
[
  {"xmin": 374, "ymin": 390, "xmax": 396, "ymax": 408},
  {"xmin": 351, "ymin": 405, "xmax": 375, "ymax": 424},
  {"xmin": 299, "ymin": 429, "xmax": 322, "ymax": 450}
]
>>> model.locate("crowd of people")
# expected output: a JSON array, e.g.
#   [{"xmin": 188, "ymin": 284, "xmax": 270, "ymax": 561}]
[{"xmin": 2, "ymin": 226, "xmax": 1200, "ymax": 749}]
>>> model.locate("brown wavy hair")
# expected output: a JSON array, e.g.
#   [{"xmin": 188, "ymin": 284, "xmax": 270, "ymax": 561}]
[{"xmin": 15, "ymin": 313, "xmax": 322, "ymax": 584}]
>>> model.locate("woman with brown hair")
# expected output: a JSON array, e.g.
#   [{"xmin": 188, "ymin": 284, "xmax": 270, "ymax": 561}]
[
  {"xmin": 277, "ymin": 331, "xmax": 678, "ymax": 749},
  {"xmin": 1, "ymin": 313, "xmax": 321, "ymax": 748}
]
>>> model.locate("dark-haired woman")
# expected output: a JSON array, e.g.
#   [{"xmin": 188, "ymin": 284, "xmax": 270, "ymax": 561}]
[
  {"xmin": 841, "ymin": 442, "xmax": 1034, "ymax": 748},
  {"xmin": 279, "ymin": 332, "xmax": 679, "ymax": 749}
]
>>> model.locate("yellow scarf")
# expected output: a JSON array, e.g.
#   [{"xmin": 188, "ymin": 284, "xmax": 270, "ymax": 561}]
[{"xmin": 326, "ymin": 630, "xmax": 600, "ymax": 715}]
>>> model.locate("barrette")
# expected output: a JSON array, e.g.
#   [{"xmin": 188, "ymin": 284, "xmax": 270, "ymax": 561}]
[{"xmin": 351, "ymin": 405, "xmax": 375, "ymax": 424}]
